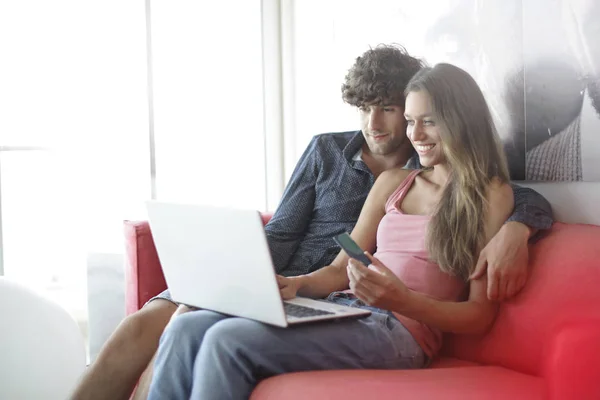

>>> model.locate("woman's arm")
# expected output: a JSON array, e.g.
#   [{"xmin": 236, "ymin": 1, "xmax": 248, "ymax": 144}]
[
  {"xmin": 396, "ymin": 275, "xmax": 496, "ymax": 335},
  {"xmin": 348, "ymin": 256, "xmax": 496, "ymax": 334},
  {"xmin": 278, "ymin": 168, "xmax": 411, "ymax": 300},
  {"xmin": 347, "ymin": 180, "xmax": 514, "ymax": 335}
]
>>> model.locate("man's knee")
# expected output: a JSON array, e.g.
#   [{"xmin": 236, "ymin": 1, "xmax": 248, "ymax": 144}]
[
  {"xmin": 168, "ymin": 304, "xmax": 196, "ymax": 322},
  {"xmin": 203, "ymin": 318, "xmax": 265, "ymax": 353},
  {"xmin": 162, "ymin": 311, "xmax": 226, "ymax": 346}
]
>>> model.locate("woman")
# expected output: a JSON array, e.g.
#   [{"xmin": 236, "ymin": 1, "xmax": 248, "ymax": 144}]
[{"xmin": 147, "ymin": 63, "xmax": 514, "ymax": 399}]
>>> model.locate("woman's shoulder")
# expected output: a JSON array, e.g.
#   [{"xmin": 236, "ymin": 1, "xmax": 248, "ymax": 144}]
[
  {"xmin": 378, "ymin": 167, "xmax": 415, "ymax": 185},
  {"xmin": 372, "ymin": 168, "xmax": 416, "ymax": 201}
]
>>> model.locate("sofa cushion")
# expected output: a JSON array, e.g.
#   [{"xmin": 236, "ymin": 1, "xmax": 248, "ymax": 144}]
[
  {"xmin": 442, "ymin": 222, "xmax": 600, "ymax": 376},
  {"xmin": 250, "ymin": 367, "xmax": 544, "ymax": 400},
  {"xmin": 430, "ymin": 357, "xmax": 479, "ymax": 368}
]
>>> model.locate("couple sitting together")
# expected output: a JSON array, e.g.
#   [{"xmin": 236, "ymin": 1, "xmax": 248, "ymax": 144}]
[{"xmin": 71, "ymin": 45, "xmax": 553, "ymax": 400}]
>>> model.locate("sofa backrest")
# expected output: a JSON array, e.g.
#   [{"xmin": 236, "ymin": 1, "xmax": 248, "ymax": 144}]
[
  {"xmin": 442, "ymin": 222, "xmax": 600, "ymax": 376},
  {"xmin": 521, "ymin": 182, "xmax": 600, "ymax": 226}
]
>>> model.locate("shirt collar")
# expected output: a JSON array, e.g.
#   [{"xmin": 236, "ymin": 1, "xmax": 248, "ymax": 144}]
[{"xmin": 342, "ymin": 131, "xmax": 366, "ymax": 162}]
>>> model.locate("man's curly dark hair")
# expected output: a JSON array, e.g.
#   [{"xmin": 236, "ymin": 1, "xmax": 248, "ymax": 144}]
[{"xmin": 341, "ymin": 44, "xmax": 425, "ymax": 108}]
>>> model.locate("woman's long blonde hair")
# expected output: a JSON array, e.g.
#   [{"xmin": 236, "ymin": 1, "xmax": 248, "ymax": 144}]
[{"xmin": 405, "ymin": 63, "xmax": 510, "ymax": 281}]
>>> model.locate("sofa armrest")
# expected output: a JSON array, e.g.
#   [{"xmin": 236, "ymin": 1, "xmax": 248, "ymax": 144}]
[
  {"xmin": 543, "ymin": 318, "xmax": 600, "ymax": 400},
  {"xmin": 124, "ymin": 220, "xmax": 166, "ymax": 315},
  {"xmin": 123, "ymin": 212, "xmax": 274, "ymax": 315},
  {"xmin": 259, "ymin": 212, "xmax": 274, "ymax": 226}
]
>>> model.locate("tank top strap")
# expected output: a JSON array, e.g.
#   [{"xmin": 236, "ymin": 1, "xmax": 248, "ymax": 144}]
[{"xmin": 384, "ymin": 169, "xmax": 422, "ymax": 213}]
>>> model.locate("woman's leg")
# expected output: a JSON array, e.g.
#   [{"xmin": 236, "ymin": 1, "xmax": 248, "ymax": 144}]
[
  {"xmin": 191, "ymin": 311, "xmax": 426, "ymax": 400},
  {"xmin": 131, "ymin": 304, "xmax": 196, "ymax": 400},
  {"xmin": 146, "ymin": 310, "xmax": 229, "ymax": 400},
  {"xmin": 70, "ymin": 298, "xmax": 177, "ymax": 400}
]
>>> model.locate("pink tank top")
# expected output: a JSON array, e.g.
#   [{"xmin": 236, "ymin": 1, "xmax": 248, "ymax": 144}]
[{"xmin": 373, "ymin": 170, "xmax": 466, "ymax": 358}]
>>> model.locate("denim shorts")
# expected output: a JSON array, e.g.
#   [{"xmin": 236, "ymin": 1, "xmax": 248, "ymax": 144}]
[
  {"xmin": 325, "ymin": 291, "xmax": 393, "ymax": 315},
  {"xmin": 325, "ymin": 291, "xmax": 430, "ymax": 366},
  {"xmin": 146, "ymin": 289, "xmax": 178, "ymax": 307}
]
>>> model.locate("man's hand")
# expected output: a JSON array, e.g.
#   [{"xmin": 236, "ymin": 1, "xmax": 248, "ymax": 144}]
[
  {"xmin": 470, "ymin": 222, "xmax": 532, "ymax": 301},
  {"xmin": 346, "ymin": 252, "xmax": 409, "ymax": 310},
  {"xmin": 277, "ymin": 275, "xmax": 301, "ymax": 300}
]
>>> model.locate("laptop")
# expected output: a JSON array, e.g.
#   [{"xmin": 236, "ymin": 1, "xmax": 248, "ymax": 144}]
[{"xmin": 145, "ymin": 201, "xmax": 371, "ymax": 327}]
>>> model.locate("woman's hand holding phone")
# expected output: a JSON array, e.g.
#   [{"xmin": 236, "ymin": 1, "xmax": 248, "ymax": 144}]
[{"xmin": 347, "ymin": 252, "xmax": 410, "ymax": 310}]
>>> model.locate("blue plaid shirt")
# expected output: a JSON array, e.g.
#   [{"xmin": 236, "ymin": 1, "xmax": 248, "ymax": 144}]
[{"xmin": 266, "ymin": 131, "xmax": 553, "ymax": 277}]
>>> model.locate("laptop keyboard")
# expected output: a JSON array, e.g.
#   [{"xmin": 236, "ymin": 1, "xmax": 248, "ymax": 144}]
[{"xmin": 284, "ymin": 302, "xmax": 335, "ymax": 318}]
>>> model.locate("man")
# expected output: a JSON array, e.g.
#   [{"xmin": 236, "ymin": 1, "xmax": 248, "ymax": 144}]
[{"xmin": 70, "ymin": 44, "xmax": 553, "ymax": 400}]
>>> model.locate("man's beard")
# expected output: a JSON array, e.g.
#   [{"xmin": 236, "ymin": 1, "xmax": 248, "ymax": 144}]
[{"xmin": 588, "ymin": 77, "xmax": 600, "ymax": 117}]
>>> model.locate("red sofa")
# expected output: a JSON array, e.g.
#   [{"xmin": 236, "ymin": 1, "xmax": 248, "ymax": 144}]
[{"xmin": 124, "ymin": 217, "xmax": 600, "ymax": 399}]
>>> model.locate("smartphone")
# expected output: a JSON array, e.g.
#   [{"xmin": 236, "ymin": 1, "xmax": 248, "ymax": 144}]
[{"xmin": 333, "ymin": 232, "xmax": 371, "ymax": 266}]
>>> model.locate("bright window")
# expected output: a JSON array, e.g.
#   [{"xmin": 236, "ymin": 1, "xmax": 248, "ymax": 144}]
[
  {"xmin": 0, "ymin": 0, "xmax": 150, "ymax": 350},
  {"xmin": 150, "ymin": 0, "xmax": 266, "ymax": 210}
]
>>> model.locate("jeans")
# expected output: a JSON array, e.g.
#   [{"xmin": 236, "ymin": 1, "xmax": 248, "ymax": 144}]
[{"xmin": 147, "ymin": 292, "xmax": 427, "ymax": 400}]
